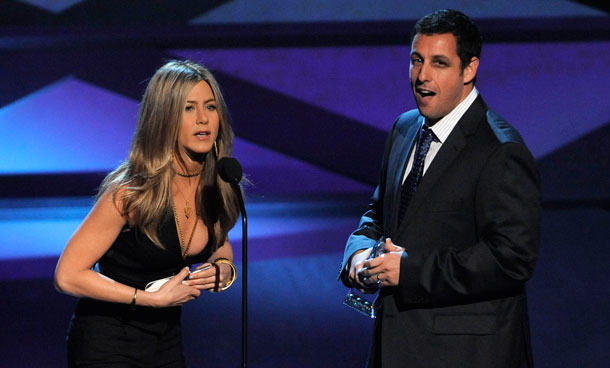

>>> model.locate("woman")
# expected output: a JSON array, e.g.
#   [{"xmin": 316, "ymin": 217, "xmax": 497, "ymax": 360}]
[{"xmin": 55, "ymin": 60, "xmax": 240, "ymax": 367}]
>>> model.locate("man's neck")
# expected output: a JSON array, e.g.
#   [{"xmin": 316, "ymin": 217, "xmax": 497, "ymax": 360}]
[{"xmin": 427, "ymin": 87, "xmax": 478, "ymax": 126}]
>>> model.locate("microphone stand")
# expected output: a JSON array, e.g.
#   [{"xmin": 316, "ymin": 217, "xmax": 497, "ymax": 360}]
[
  {"xmin": 230, "ymin": 180, "xmax": 248, "ymax": 368},
  {"xmin": 217, "ymin": 157, "xmax": 247, "ymax": 367}
]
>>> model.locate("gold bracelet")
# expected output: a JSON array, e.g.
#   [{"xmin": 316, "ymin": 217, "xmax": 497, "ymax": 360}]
[
  {"xmin": 131, "ymin": 288, "xmax": 138, "ymax": 306},
  {"xmin": 211, "ymin": 258, "xmax": 237, "ymax": 292}
]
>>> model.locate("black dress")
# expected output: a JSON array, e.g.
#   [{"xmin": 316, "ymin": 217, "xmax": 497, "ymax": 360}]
[{"xmin": 67, "ymin": 212, "xmax": 213, "ymax": 367}]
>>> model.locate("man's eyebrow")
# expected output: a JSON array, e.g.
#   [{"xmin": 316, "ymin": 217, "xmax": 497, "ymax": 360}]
[{"xmin": 431, "ymin": 54, "xmax": 451, "ymax": 60}]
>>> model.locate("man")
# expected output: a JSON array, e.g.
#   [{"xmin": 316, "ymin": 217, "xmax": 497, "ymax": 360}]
[{"xmin": 339, "ymin": 9, "xmax": 541, "ymax": 368}]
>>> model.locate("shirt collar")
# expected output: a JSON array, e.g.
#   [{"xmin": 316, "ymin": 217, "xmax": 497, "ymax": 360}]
[{"xmin": 426, "ymin": 87, "xmax": 479, "ymax": 144}]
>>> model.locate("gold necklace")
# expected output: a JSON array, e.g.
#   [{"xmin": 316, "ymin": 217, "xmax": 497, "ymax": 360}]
[
  {"xmin": 177, "ymin": 190, "xmax": 192, "ymax": 219},
  {"xmin": 171, "ymin": 153, "xmax": 203, "ymax": 219},
  {"xmin": 172, "ymin": 199, "xmax": 197, "ymax": 258},
  {"xmin": 175, "ymin": 174, "xmax": 200, "ymax": 219}
]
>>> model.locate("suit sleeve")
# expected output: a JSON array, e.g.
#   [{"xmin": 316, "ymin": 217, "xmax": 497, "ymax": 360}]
[
  {"xmin": 398, "ymin": 141, "xmax": 541, "ymax": 305},
  {"xmin": 338, "ymin": 121, "xmax": 398, "ymax": 287}
]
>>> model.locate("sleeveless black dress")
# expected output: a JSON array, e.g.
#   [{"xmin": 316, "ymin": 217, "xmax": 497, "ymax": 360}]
[{"xmin": 66, "ymin": 212, "xmax": 213, "ymax": 367}]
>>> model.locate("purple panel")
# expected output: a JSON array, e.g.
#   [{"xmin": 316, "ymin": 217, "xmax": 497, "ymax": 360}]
[
  {"xmin": 18, "ymin": 0, "xmax": 84, "ymax": 13},
  {"xmin": 0, "ymin": 77, "xmax": 138, "ymax": 174},
  {"xmin": 191, "ymin": 0, "xmax": 605, "ymax": 24},
  {"xmin": 172, "ymin": 47, "xmax": 413, "ymax": 132},
  {"xmin": 234, "ymin": 138, "xmax": 372, "ymax": 195},
  {"xmin": 174, "ymin": 40, "xmax": 610, "ymax": 158},
  {"xmin": 3, "ymin": 41, "xmax": 607, "ymax": 178},
  {"xmin": 0, "ymin": 76, "xmax": 371, "ymax": 193},
  {"xmin": 478, "ymin": 41, "xmax": 610, "ymax": 158}
]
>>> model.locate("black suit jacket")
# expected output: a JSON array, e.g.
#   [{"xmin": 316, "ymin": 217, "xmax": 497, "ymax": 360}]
[{"xmin": 341, "ymin": 96, "xmax": 541, "ymax": 368}]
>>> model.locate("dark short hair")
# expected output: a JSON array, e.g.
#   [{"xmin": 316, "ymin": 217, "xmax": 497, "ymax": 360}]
[{"xmin": 411, "ymin": 9, "xmax": 482, "ymax": 70}]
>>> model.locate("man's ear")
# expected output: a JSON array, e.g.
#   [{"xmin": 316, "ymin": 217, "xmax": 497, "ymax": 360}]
[{"xmin": 463, "ymin": 56, "xmax": 479, "ymax": 85}]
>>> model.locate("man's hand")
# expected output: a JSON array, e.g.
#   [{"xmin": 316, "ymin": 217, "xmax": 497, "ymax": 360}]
[
  {"xmin": 347, "ymin": 248, "xmax": 373, "ymax": 291},
  {"xmin": 359, "ymin": 238, "xmax": 404, "ymax": 287}
]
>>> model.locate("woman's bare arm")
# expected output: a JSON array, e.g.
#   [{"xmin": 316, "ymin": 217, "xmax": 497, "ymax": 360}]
[{"xmin": 54, "ymin": 189, "xmax": 200, "ymax": 307}]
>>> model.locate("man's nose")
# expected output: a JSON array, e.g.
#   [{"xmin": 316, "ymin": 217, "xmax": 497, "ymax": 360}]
[{"xmin": 417, "ymin": 63, "xmax": 430, "ymax": 83}]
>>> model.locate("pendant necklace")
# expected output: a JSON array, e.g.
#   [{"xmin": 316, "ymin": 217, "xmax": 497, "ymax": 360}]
[
  {"xmin": 172, "ymin": 199, "xmax": 197, "ymax": 258},
  {"xmin": 176, "ymin": 184, "xmax": 192, "ymax": 219},
  {"xmin": 172, "ymin": 153, "xmax": 203, "ymax": 223},
  {"xmin": 174, "ymin": 164, "xmax": 203, "ymax": 219},
  {"xmin": 172, "ymin": 168, "xmax": 201, "ymax": 258}
]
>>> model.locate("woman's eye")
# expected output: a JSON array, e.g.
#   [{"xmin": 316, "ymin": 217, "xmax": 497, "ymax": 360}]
[
  {"xmin": 206, "ymin": 105, "xmax": 217, "ymax": 111},
  {"xmin": 185, "ymin": 105, "xmax": 194, "ymax": 111}
]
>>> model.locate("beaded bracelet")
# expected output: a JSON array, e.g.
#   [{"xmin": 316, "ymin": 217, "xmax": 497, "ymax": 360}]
[{"xmin": 210, "ymin": 258, "xmax": 237, "ymax": 292}]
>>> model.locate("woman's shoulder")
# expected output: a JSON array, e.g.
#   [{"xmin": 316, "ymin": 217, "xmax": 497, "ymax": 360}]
[{"xmin": 95, "ymin": 180, "xmax": 133, "ymax": 224}]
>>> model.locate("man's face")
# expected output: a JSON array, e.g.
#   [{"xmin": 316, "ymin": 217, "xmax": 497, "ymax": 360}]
[{"xmin": 409, "ymin": 33, "xmax": 477, "ymax": 123}]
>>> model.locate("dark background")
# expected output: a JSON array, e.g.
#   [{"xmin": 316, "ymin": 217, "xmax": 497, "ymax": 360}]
[{"xmin": 0, "ymin": 1, "xmax": 608, "ymax": 367}]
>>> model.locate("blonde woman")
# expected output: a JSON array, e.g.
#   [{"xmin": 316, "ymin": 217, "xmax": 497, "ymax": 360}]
[{"xmin": 55, "ymin": 60, "xmax": 240, "ymax": 367}]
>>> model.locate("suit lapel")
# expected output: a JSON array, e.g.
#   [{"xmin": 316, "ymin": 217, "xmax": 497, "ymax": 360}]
[
  {"xmin": 388, "ymin": 116, "xmax": 424, "ymax": 236},
  {"xmin": 396, "ymin": 96, "xmax": 487, "ymax": 235}
]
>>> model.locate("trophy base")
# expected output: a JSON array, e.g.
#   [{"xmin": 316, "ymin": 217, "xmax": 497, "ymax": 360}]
[
  {"xmin": 343, "ymin": 237, "xmax": 385, "ymax": 318},
  {"xmin": 343, "ymin": 289, "xmax": 378, "ymax": 318}
]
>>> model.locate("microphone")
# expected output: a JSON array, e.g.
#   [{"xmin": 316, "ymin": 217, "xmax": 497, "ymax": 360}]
[
  {"xmin": 216, "ymin": 156, "xmax": 248, "ymax": 367},
  {"xmin": 217, "ymin": 157, "xmax": 243, "ymax": 185}
]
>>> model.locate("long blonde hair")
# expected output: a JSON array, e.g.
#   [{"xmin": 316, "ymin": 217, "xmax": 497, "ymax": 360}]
[{"xmin": 99, "ymin": 60, "xmax": 239, "ymax": 252}]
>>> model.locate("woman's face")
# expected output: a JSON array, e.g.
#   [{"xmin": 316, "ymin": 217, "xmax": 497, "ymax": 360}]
[{"xmin": 178, "ymin": 80, "xmax": 220, "ymax": 159}]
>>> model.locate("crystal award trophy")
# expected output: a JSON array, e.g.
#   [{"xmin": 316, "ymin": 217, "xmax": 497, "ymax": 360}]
[{"xmin": 343, "ymin": 238, "xmax": 386, "ymax": 318}]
